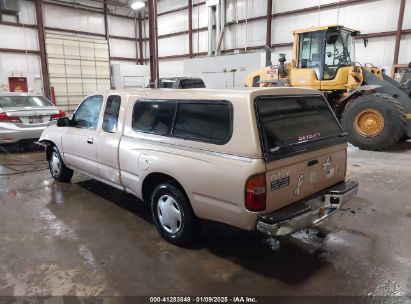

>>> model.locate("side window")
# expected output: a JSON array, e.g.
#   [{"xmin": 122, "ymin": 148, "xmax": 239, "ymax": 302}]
[
  {"xmin": 72, "ymin": 95, "xmax": 103, "ymax": 130},
  {"xmin": 132, "ymin": 101, "xmax": 176, "ymax": 134},
  {"xmin": 173, "ymin": 103, "xmax": 231, "ymax": 143},
  {"xmin": 102, "ymin": 95, "xmax": 121, "ymax": 133},
  {"xmin": 298, "ymin": 31, "xmax": 323, "ymax": 79}
]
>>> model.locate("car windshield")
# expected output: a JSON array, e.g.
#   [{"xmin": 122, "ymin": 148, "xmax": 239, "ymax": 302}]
[
  {"xmin": 0, "ymin": 96, "xmax": 53, "ymax": 108},
  {"xmin": 256, "ymin": 95, "xmax": 344, "ymax": 156}
]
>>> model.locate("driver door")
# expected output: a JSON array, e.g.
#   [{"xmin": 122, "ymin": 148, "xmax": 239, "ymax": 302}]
[{"xmin": 62, "ymin": 95, "xmax": 103, "ymax": 177}]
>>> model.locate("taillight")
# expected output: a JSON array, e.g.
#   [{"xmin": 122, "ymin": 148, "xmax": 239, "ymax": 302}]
[
  {"xmin": 50, "ymin": 110, "xmax": 66, "ymax": 121},
  {"xmin": 0, "ymin": 112, "xmax": 21, "ymax": 123},
  {"xmin": 245, "ymin": 173, "xmax": 266, "ymax": 212}
]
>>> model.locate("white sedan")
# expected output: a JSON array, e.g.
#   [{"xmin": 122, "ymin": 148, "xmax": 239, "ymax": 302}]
[{"xmin": 0, "ymin": 93, "xmax": 65, "ymax": 145}]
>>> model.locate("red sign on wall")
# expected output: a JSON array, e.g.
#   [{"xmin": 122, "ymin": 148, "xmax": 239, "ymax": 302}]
[{"xmin": 8, "ymin": 77, "xmax": 28, "ymax": 92}]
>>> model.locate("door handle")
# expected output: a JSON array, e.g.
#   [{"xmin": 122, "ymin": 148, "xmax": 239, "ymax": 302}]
[{"xmin": 87, "ymin": 138, "xmax": 93, "ymax": 144}]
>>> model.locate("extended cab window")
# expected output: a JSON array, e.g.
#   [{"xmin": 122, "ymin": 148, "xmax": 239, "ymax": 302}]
[
  {"xmin": 132, "ymin": 101, "xmax": 176, "ymax": 134},
  {"xmin": 256, "ymin": 95, "xmax": 345, "ymax": 158},
  {"xmin": 132, "ymin": 99, "xmax": 232, "ymax": 144},
  {"xmin": 102, "ymin": 95, "xmax": 121, "ymax": 133},
  {"xmin": 72, "ymin": 95, "xmax": 103, "ymax": 130},
  {"xmin": 174, "ymin": 103, "xmax": 231, "ymax": 143}
]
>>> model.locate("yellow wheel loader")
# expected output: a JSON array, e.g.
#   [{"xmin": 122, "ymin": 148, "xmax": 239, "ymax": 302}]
[{"xmin": 245, "ymin": 25, "xmax": 411, "ymax": 150}]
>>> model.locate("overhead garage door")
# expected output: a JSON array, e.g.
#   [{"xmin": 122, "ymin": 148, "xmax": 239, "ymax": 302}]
[{"xmin": 45, "ymin": 31, "xmax": 110, "ymax": 112}]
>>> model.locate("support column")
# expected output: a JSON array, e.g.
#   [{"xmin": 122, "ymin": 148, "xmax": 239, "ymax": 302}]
[
  {"xmin": 266, "ymin": 0, "xmax": 272, "ymax": 47},
  {"xmin": 393, "ymin": 0, "xmax": 406, "ymax": 64},
  {"xmin": 138, "ymin": 13, "xmax": 144, "ymax": 65},
  {"xmin": 104, "ymin": 3, "xmax": 113, "ymax": 88},
  {"xmin": 148, "ymin": 0, "xmax": 159, "ymax": 88},
  {"xmin": 134, "ymin": 16, "xmax": 139, "ymax": 65},
  {"xmin": 188, "ymin": 0, "xmax": 193, "ymax": 58},
  {"xmin": 34, "ymin": 0, "xmax": 50, "ymax": 98}
]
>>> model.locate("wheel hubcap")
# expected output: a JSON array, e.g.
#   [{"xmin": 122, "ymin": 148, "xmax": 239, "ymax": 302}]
[
  {"xmin": 50, "ymin": 152, "xmax": 61, "ymax": 176},
  {"xmin": 354, "ymin": 108, "xmax": 385, "ymax": 137},
  {"xmin": 157, "ymin": 195, "xmax": 182, "ymax": 234}
]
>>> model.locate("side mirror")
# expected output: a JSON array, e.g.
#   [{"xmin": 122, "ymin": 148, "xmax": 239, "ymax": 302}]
[
  {"xmin": 57, "ymin": 116, "xmax": 71, "ymax": 127},
  {"xmin": 363, "ymin": 35, "xmax": 368, "ymax": 48}
]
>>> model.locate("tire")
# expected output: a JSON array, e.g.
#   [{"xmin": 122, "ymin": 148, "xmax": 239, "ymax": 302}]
[
  {"xmin": 48, "ymin": 145, "xmax": 73, "ymax": 182},
  {"xmin": 341, "ymin": 93, "xmax": 406, "ymax": 150},
  {"xmin": 151, "ymin": 182, "xmax": 198, "ymax": 245}
]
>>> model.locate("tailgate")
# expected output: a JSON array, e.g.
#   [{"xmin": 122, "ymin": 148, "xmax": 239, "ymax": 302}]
[
  {"xmin": 254, "ymin": 94, "xmax": 348, "ymax": 213},
  {"xmin": 265, "ymin": 143, "xmax": 347, "ymax": 212}
]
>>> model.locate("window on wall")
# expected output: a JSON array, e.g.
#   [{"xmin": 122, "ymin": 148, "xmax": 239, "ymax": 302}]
[{"xmin": 131, "ymin": 100, "xmax": 232, "ymax": 144}]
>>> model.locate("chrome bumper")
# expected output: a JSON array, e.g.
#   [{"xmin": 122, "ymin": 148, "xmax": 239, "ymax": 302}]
[{"xmin": 256, "ymin": 180, "xmax": 359, "ymax": 237}]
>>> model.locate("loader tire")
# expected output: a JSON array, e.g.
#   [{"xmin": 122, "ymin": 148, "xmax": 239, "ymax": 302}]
[{"xmin": 341, "ymin": 93, "xmax": 406, "ymax": 151}]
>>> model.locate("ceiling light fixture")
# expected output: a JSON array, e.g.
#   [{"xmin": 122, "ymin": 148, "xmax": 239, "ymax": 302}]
[{"xmin": 130, "ymin": 1, "xmax": 145, "ymax": 10}]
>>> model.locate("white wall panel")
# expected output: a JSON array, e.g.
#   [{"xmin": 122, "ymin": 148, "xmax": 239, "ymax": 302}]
[
  {"xmin": 1, "ymin": 0, "xmax": 36, "ymax": 24},
  {"xmin": 109, "ymin": 15, "xmax": 136, "ymax": 38},
  {"xmin": 356, "ymin": 36, "xmax": 396, "ymax": 69},
  {"xmin": 157, "ymin": 0, "xmax": 187, "ymax": 14},
  {"xmin": 404, "ymin": 0, "xmax": 411, "ymax": 29},
  {"xmin": 335, "ymin": 0, "xmax": 398, "ymax": 33},
  {"xmin": 0, "ymin": 25, "xmax": 38, "ymax": 51},
  {"xmin": 183, "ymin": 52, "xmax": 264, "ymax": 88},
  {"xmin": 192, "ymin": 3, "xmax": 209, "ymax": 30},
  {"xmin": 158, "ymin": 10, "xmax": 188, "ymax": 36},
  {"xmin": 229, "ymin": 20, "xmax": 266, "ymax": 49},
  {"xmin": 398, "ymin": 34, "xmax": 411, "ymax": 65},
  {"xmin": 193, "ymin": 31, "xmax": 209, "ymax": 54},
  {"xmin": 226, "ymin": 0, "xmax": 267, "ymax": 21},
  {"xmin": 0, "ymin": 54, "xmax": 42, "ymax": 94},
  {"xmin": 44, "ymin": 3, "xmax": 105, "ymax": 35},
  {"xmin": 273, "ymin": 0, "xmax": 338, "ymax": 13},
  {"xmin": 159, "ymin": 59, "xmax": 184, "ymax": 77},
  {"xmin": 110, "ymin": 39, "xmax": 137, "ymax": 58},
  {"xmin": 158, "ymin": 35, "xmax": 188, "ymax": 57}
]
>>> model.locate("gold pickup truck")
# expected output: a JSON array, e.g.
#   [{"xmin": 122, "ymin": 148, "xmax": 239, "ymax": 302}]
[{"xmin": 39, "ymin": 88, "xmax": 358, "ymax": 245}]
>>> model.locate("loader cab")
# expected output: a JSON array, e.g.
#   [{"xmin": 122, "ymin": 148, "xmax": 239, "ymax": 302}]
[{"xmin": 291, "ymin": 26, "xmax": 359, "ymax": 89}]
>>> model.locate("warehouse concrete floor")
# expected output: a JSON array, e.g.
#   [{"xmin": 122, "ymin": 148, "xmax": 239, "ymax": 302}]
[{"xmin": 0, "ymin": 143, "xmax": 410, "ymax": 297}]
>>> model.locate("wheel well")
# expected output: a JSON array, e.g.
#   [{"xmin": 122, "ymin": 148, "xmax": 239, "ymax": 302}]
[
  {"xmin": 40, "ymin": 140, "xmax": 54, "ymax": 161},
  {"xmin": 335, "ymin": 91, "xmax": 363, "ymax": 119},
  {"xmin": 141, "ymin": 172, "xmax": 189, "ymax": 203}
]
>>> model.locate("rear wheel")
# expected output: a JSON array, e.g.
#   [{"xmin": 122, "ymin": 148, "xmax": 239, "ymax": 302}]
[
  {"xmin": 341, "ymin": 93, "xmax": 406, "ymax": 150},
  {"xmin": 48, "ymin": 145, "xmax": 73, "ymax": 182},
  {"xmin": 151, "ymin": 183, "xmax": 198, "ymax": 245}
]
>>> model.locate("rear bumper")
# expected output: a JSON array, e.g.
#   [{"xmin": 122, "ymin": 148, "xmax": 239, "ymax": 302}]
[
  {"xmin": 0, "ymin": 123, "xmax": 51, "ymax": 144},
  {"xmin": 256, "ymin": 180, "xmax": 359, "ymax": 237}
]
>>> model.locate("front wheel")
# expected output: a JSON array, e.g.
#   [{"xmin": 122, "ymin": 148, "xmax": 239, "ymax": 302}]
[
  {"xmin": 341, "ymin": 93, "xmax": 406, "ymax": 150},
  {"xmin": 48, "ymin": 145, "xmax": 73, "ymax": 182},
  {"xmin": 151, "ymin": 183, "xmax": 198, "ymax": 245}
]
